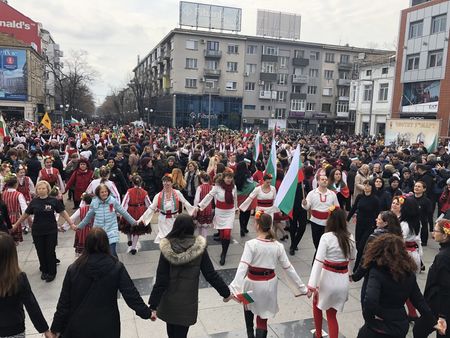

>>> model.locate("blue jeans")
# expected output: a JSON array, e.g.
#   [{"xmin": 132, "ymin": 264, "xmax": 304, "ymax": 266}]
[{"xmin": 110, "ymin": 243, "xmax": 117, "ymax": 258}]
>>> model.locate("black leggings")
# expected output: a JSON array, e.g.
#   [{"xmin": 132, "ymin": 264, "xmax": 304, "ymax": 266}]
[
  {"xmin": 166, "ymin": 323, "xmax": 189, "ymax": 338},
  {"xmin": 357, "ymin": 324, "xmax": 404, "ymax": 338},
  {"xmin": 33, "ymin": 232, "xmax": 58, "ymax": 276},
  {"xmin": 289, "ymin": 211, "xmax": 307, "ymax": 250},
  {"xmin": 239, "ymin": 210, "xmax": 251, "ymax": 232}
]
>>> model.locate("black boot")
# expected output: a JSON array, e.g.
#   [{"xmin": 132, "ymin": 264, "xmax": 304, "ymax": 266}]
[
  {"xmin": 244, "ymin": 310, "xmax": 254, "ymax": 338},
  {"xmin": 220, "ymin": 239, "xmax": 230, "ymax": 265},
  {"xmin": 255, "ymin": 329, "xmax": 267, "ymax": 338}
]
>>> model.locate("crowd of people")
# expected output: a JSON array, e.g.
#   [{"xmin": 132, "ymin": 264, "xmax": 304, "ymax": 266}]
[{"xmin": 0, "ymin": 120, "xmax": 449, "ymax": 338}]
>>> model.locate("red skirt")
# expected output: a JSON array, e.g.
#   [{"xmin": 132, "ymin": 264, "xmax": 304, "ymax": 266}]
[
  {"xmin": 74, "ymin": 225, "xmax": 92, "ymax": 254},
  {"xmin": 274, "ymin": 211, "xmax": 289, "ymax": 221},
  {"xmin": 119, "ymin": 205, "xmax": 152, "ymax": 235}
]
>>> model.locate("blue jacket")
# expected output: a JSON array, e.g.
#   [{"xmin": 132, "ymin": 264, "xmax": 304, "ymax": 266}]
[{"xmin": 78, "ymin": 195, "xmax": 135, "ymax": 244}]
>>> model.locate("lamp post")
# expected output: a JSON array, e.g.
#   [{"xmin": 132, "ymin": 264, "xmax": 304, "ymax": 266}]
[
  {"xmin": 149, "ymin": 109, "xmax": 153, "ymax": 125},
  {"xmin": 145, "ymin": 107, "xmax": 148, "ymax": 123}
]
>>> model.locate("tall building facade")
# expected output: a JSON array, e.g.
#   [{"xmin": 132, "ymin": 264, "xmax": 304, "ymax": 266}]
[
  {"xmin": 134, "ymin": 28, "xmax": 392, "ymax": 131},
  {"xmin": 392, "ymin": 0, "xmax": 450, "ymax": 136}
]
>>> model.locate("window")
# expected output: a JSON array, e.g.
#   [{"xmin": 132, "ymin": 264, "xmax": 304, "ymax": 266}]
[
  {"xmin": 428, "ymin": 50, "xmax": 443, "ymax": 68},
  {"xmin": 277, "ymin": 91, "xmax": 287, "ymax": 102},
  {"xmin": 185, "ymin": 58, "xmax": 197, "ymax": 69},
  {"xmin": 245, "ymin": 63, "xmax": 257, "ymax": 73},
  {"xmin": 206, "ymin": 60, "xmax": 218, "ymax": 70},
  {"xmin": 323, "ymin": 87, "xmax": 333, "ymax": 96},
  {"xmin": 290, "ymin": 99, "xmax": 305, "ymax": 111},
  {"xmin": 325, "ymin": 53, "xmax": 335, "ymax": 63},
  {"xmin": 225, "ymin": 81, "xmax": 237, "ymax": 90},
  {"xmin": 294, "ymin": 50, "xmax": 305, "ymax": 58},
  {"xmin": 185, "ymin": 78, "xmax": 197, "ymax": 88},
  {"xmin": 227, "ymin": 62, "xmax": 238, "ymax": 72},
  {"xmin": 263, "ymin": 46, "xmax": 278, "ymax": 55},
  {"xmin": 247, "ymin": 45, "xmax": 258, "ymax": 54},
  {"xmin": 363, "ymin": 85, "xmax": 373, "ymax": 101},
  {"xmin": 324, "ymin": 70, "xmax": 334, "ymax": 80},
  {"xmin": 306, "ymin": 103, "xmax": 315, "ymax": 111},
  {"xmin": 310, "ymin": 51, "xmax": 320, "ymax": 60},
  {"xmin": 338, "ymin": 87, "xmax": 348, "ymax": 96},
  {"xmin": 245, "ymin": 82, "xmax": 255, "ymax": 91},
  {"xmin": 261, "ymin": 106, "xmax": 265, "ymax": 110},
  {"xmin": 409, "ymin": 20, "xmax": 423, "ymax": 39},
  {"xmin": 309, "ymin": 68, "xmax": 319, "ymax": 77},
  {"xmin": 307, "ymin": 86, "xmax": 317, "ymax": 94},
  {"xmin": 227, "ymin": 44, "xmax": 239, "ymax": 54},
  {"xmin": 366, "ymin": 69, "xmax": 372, "ymax": 76},
  {"xmin": 292, "ymin": 85, "xmax": 302, "ymax": 93},
  {"xmin": 275, "ymin": 108, "xmax": 286, "ymax": 119},
  {"xmin": 185, "ymin": 39, "xmax": 198, "ymax": 50},
  {"xmin": 382, "ymin": 67, "xmax": 389, "ymax": 74},
  {"xmin": 322, "ymin": 103, "xmax": 331, "ymax": 112},
  {"xmin": 262, "ymin": 83, "xmax": 272, "ymax": 91},
  {"xmin": 277, "ymin": 73, "xmax": 288, "ymax": 85},
  {"xmin": 337, "ymin": 102, "xmax": 349, "ymax": 113},
  {"xmin": 339, "ymin": 71, "xmax": 350, "ymax": 79},
  {"xmin": 279, "ymin": 56, "xmax": 288, "ymax": 68},
  {"xmin": 406, "ymin": 54, "xmax": 420, "ymax": 70},
  {"xmin": 340, "ymin": 54, "xmax": 350, "ymax": 64},
  {"xmin": 261, "ymin": 62, "xmax": 276, "ymax": 73},
  {"xmin": 351, "ymin": 85, "xmax": 357, "ymax": 102},
  {"xmin": 207, "ymin": 41, "xmax": 219, "ymax": 51},
  {"xmin": 378, "ymin": 83, "xmax": 389, "ymax": 101},
  {"xmin": 244, "ymin": 105, "xmax": 256, "ymax": 110},
  {"xmin": 431, "ymin": 14, "xmax": 446, "ymax": 34}
]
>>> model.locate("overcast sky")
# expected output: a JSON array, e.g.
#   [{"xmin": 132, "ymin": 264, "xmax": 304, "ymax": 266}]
[{"xmin": 10, "ymin": 0, "xmax": 407, "ymax": 105}]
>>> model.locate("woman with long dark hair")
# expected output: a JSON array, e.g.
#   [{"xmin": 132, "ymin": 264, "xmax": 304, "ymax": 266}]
[
  {"xmin": 51, "ymin": 228, "xmax": 151, "ymax": 337},
  {"xmin": 149, "ymin": 214, "xmax": 231, "ymax": 338},
  {"xmin": 372, "ymin": 177, "xmax": 391, "ymax": 211},
  {"xmin": 308, "ymin": 208, "xmax": 356, "ymax": 338},
  {"xmin": 235, "ymin": 161, "xmax": 256, "ymax": 237},
  {"xmin": 357, "ymin": 234, "xmax": 442, "ymax": 338},
  {"xmin": 327, "ymin": 168, "xmax": 350, "ymax": 209}
]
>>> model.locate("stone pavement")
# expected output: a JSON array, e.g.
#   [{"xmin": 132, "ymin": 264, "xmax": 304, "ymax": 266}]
[{"xmin": 19, "ymin": 212, "xmax": 438, "ymax": 338}]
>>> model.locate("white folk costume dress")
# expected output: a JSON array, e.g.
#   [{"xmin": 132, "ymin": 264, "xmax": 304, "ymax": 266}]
[
  {"xmin": 138, "ymin": 189, "xmax": 194, "ymax": 243},
  {"xmin": 229, "ymin": 238, "xmax": 308, "ymax": 318},
  {"xmin": 85, "ymin": 178, "xmax": 121, "ymax": 204},
  {"xmin": 239, "ymin": 185, "xmax": 278, "ymax": 220},
  {"xmin": 401, "ymin": 221, "xmax": 422, "ymax": 273},
  {"xmin": 198, "ymin": 185, "xmax": 237, "ymax": 230},
  {"xmin": 302, "ymin": 188, "xmax": 340, "ymax": 226},
  {"xmin": 307, "ymin": 232, "xmax": 357, "ymax": 312}
]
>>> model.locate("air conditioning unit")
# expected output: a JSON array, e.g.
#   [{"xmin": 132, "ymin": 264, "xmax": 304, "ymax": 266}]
[
  {"xmin": 244, "ymin": 72, "xmax": 249, "ymax": 77},
  {"xmin": 200, "ymin": 39, "xmax": 206, "ymax": 44},
  {"xmin": 243, "ymin": 118, "xmax": 247, "ymax": 123},
  {"xmin": 259, "ymin": 80, "xmax": 265, "ymax": 85},
  {"xmin": 199, "ymin": 77, "xmax": 205, "ymax": 82}
]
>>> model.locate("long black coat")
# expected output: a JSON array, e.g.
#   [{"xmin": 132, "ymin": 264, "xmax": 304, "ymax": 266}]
[{"xmin": 51, "ymin": 253, "xmax": 150, "ymax": 338}]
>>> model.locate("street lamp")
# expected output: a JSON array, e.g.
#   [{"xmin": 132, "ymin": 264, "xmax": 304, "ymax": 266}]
[
  {"xmin": 145, "ymin": 107, "xmax": 148, "ymax": 122},
  {"xmin": 149, "ymin": 109, "xmax": 153, "ymax": 125}
]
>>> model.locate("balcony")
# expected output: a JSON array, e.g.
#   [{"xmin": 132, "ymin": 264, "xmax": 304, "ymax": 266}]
[
  {"xmin": 338, "ymin": 62, "xmax": 352, "ymax": 70},
  {"xmin": 290, "ymin": 92, "xmax": 307, "ymax": 100},
  {"xmin": 289, "ymin": 111, "xmax": 306, "ymax": 118},
  {"xmin": 261, "ymin": 54, "xmax": 278, "ymax": 62},
  {"xmin": 337, "ymin": 78, "xmax": 351, "ymax": 86},
  {"xmin": 259, "ymin": 72, "xmax": 277, "ymax": 82},
  {"xmin": 292, "ymin": 58, "xmax": 310, "ymax": 67},
  {"xmin": 204, "ymin": 49, "xmax": 222, "ymax": 58},
  {"xmin": 338, "ymin": 96, "xmax": 350, "ymax": 101},
  {"xmin": 204, "ymin": 69, "xmax": 221, "ymax": 78},
  {"xmin": 203, "ymin": 87, "xmax": 220, "ymax": 95},
  {"xmin": 336, "ymin": 112, "xmax": 350, "ymax": 118},
  {"xmin": 163, "ymin": 49, "xmax": 171, "ymax": 60},
  {"xmin": 292, "ymin": 74, "xmax": 309, "ymax": 84},
  {"xmin": 259, "ymin": 90, "xmax": 277, "ymax": 100},
  {"xmin": 157, "ymin": 55, "xmax": 164, "ymax": 64}
]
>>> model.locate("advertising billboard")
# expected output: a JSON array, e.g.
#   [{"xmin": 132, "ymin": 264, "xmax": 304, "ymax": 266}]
[
  {"xmin": 0, "ymin": 1, "xmax": 41, "ymax": 52},
  {"xmin": 385, "ymin": 118, "xmax": 440, "ymax": 151},
  {"xmin": 402, "ymin": 80, "xmax": 439, "ymax": 114},
  {"xmin": 257, "ymin": 9, "xmax": 301, "ymax": 40},
  {"xmin": 179, "ymin": 1, "xmax": 242, "ymax": 32},
  {"xmin": 0, "ymin": 48, "xmax": 28, "ymax": 101}
]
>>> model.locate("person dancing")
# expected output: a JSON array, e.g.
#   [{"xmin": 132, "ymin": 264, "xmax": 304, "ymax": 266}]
[
  {"xmin": 3, "ymin": 175, "xmax": 29, "ymax": 245},
  {"xmin": 193, "ymin": 172, "xmax": 214, "ymax": 238}
]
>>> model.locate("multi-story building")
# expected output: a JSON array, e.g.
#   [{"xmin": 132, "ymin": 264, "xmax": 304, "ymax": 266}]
[
  {"xmin": 350, "ymin": 55, "xmax": 396, "ymax": 135},
  {"xmin": 134, "ymin": 28, "xmax": 392, "ymax": 131},
  {"xmin": 392, "ymin": 0, "xmax": 450, "ymax": 136}
]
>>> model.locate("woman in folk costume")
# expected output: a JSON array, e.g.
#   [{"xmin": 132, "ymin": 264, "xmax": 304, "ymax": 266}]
[
  {"xmin": 120, "ymin": 175, "xmax": 151, "ymax": 255},
  {"xmin": 194, "ymin": 172, "xmax": 214, "ymax": 238},
  {"xmin": 85, "ymin": 165, "xmax": 121, "ymax": 203},
  {"xmin": 64, "ymin": 158, "xmax": 93, "ymax": 209},
  {"xmin": 273, "ymin": 169, "xmax": 289, "ymax": 241},
  {"xmin": 37, "ymin": 156, "xmax": 65, "ymax": 193},
  {"xmin": 0, "ymin": 162, "xmax": 12, "ymax": 191},
  {"xmin": 235, "ymin": 161, "xmax": 257, "ymax": 237},
  {"xmin": 308, "ymin": 208, "xmax": 356, "ymax": 338},
  {"xmin": 230, "ymin": 212, "xmax": 308, "ymax": 338},
  {"xmin": 327, "ymin": 168, "xmax": 350, "ymax": 210},
  {"xmin": 16, "ymin": 164, "xmax": 35, "ymax": 204},
  {"xmin": 3, "ymin": 175, "xmax": 29, "ymax": 244},
  {"xmin": 138, "ymin": 174, "xmax": 195, "ymax": 244},
  {"xmin": 197, "ymin": 170, "xmax": 237, "ymax": 266},
  {"xmin": 240, "ymin": 174, "xmax": 277, "ymax": 222}
]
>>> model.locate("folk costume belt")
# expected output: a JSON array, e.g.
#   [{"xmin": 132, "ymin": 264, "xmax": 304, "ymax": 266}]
[
  {"xmin": 323, "ymin": 260, "xmax": 349, "ymax": 274},
  {"xmin": 311, "ymin": 210, "xmax": 330, "ymax": 220},
  {"xmin": 257, "ymin": 199, "xmax": 273, "ymax": 207},
  {"xmin": 216, "ymin": 200, "xmax": 234, "ymax": 210},
  {"xmin": 405, "ymin": 241, "xmax": 419, "ymax": 252},
  {"xmin": 247, "ymin": 267, "xmax": 275, "ymax": 281},
  {"xmin": 160, "ymin": 211, "xmax": 178, "ymax": 219}
]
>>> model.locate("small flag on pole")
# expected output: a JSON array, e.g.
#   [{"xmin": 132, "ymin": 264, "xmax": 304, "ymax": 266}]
[
  {"xmin": 235, "ymin": 291, "xmax": 254, "ymax": 305},
  {"xmin": 253, "ymin": 131, "xmax": 262, "ymax": 162},
  {"xmin": 167, "ymin": 128, "xmax": 171, "ymax": 146},
  {"xmin": 71, "ymin": 116, "xmax": 80, "ymax": 126},
  {"xmin": 265, "ymin": 139, "xmax": 277, "ymax": 186},
  {"xmin": 0, "ymin": 114, "xmax": 10, "ymax": 138},
  {"xmin": 40, "ymin": 112, "xmax": 52, "ymax": 130}
]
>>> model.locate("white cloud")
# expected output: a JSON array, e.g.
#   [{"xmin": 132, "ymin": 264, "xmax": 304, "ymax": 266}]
[{"xmin": 9, "ymin": 0, "xmax": 405, "ymax": 105}]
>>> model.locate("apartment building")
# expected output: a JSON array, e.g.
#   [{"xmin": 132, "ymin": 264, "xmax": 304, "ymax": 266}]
[
  {"xmin": 392, "ymin": 0, "xmax": 450, "ymax": 136},
  {"xmin": 134, "ymin": 28, "xmax": 391, "ymax": 131},
  {"xmin": 350, "ymin": 55, "xmax": 396, "ymax": 135}
]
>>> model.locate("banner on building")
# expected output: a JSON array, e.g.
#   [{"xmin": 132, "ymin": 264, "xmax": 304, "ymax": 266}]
[
  {"xmin": 0, "ymin": 48, "xmax": 27, "ymax": 101},
  {"xmin": 385, "ymin": 118, "xmax": 440, "ymax": 151},
  {"xmin": 268, "ymin": 119, "xmax": 286, "ymax": 130}
]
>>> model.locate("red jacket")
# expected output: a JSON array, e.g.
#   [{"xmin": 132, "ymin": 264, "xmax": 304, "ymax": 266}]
[{"xmin": 66, "ymin": 169, "xmax": 93, "ymax": 202}]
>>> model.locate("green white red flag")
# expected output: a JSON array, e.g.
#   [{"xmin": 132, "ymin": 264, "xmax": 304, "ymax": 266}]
[
  {"xmin": 275, "ymin": 145, "xmax": 303, "ymax": 218},
  {"xmin": 253, "ymin": 131, "xmax": 262, "ymax": 162},
  {"xmin": 167, "ymin": 128, "xmax": 171, "ymax": 146},
  {"xmin": 0, "ymin": 114, "xmax": 10, "ymax": 138},
  {"xmin": 265, "ymin": 138, "xmax": 277, "ymax": 186}
]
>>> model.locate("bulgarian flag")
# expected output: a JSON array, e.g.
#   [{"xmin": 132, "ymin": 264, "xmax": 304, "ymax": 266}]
[
  {"xmin": 71, "ymin": 116, "xmax": 80, "ymax": 126},
  {"xmin": 167, "ymin": 127, "xmax": 171, "ymax": 146},
  {"xmin": 265, "ymin": 138, "xmax": 277, "ymax": 186},
  {"xmin": 235, "ymin": 291, "xmax": 254, "ymax": 305},
  {"xmin": 275, "ymin": 145, "xmax": 303, "ymax": 218},
  {"xmin": 0, "ymin": 114, "xmax": 10, "ymax": 138},
  {"xmin": 253, "ymin": 131, "xmax": 262, "ymax": 162}
]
